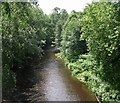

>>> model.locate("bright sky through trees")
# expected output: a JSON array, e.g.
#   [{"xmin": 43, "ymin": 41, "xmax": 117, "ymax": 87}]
[{"xmin": 38, "ymin": 0, "xmax": 92, "ymax": 14}]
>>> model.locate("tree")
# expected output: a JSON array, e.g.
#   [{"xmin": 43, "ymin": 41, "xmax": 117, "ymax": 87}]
[
  {"xmin": 61, "ymin": 12, "xmax": 87, "ymax": 61},
  {"xmin": 2, "ymin": 2, "xmax": 50, "ymax": 98},
  {"xmin": 81, "ymin": 2, "xmax": 120, "ymax": 89}
]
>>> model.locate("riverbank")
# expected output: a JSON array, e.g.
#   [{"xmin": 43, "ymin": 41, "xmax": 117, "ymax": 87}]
[{"xmin": 56, "ymin": 53, "xmax": 120, "ymax": 103}]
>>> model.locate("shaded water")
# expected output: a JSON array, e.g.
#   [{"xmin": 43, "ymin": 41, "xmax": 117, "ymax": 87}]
[{"xmin": 7, "ymin": 47, "xmax": 98, "ymax": 102}]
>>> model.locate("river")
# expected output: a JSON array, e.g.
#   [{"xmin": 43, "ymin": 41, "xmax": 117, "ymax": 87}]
[{"xmin": 7, "ymin": 47, "xmax": 98, "ymax": 102}]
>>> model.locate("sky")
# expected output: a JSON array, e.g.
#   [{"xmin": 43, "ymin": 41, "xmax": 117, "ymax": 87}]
[{"xmin": 38, "ymin": 0, "xmax": 92, "ymax": 14}]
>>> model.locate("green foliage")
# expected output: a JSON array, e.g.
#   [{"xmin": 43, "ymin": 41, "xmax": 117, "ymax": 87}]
[
  {"xmin": 50, "ymin": 7, "xmax": 68, "ymax": 47},
  {"xmin": 54, "ymin": 9, "xmax": 68, "ymax": 47},
  {"xmin": 55, "ymin": 21, "xmax": 62, "ymax": 46},
  {"xmin": 81, "ymin": 2, "xmax": 120, "ymax": 89},
  {"xmin": 61, "ymin": 12, "xmax": 87, "ymax": 61},
  {"xmin": 58, "ymin": 1, "xmax": 120, "ymax": 102},
  {"xmin": 2, "ymin": 64, "xmax": 16, "ymax": 96},
  {"xmin": 2, "ymin": 1, "xmax": 120, "ymax": 102},
  {"xmin": 64, "ymin": 54, "xmax": 120, "ymax": 102},
  {"xmin": 2, "ymin": 2, "xmax": 51, "ymax": 97}
]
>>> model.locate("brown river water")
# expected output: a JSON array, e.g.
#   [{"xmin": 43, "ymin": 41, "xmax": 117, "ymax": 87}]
[{"xmin": 5, "ymin": 47, "xmax": 98, "ymax": 102}]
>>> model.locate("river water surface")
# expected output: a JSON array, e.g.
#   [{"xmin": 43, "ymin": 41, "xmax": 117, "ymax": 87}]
[{"xmin": 10, "ymin": 47, "xmax": 98, "ymax": 102}]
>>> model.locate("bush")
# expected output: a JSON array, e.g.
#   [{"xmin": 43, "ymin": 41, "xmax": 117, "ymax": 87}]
[
  {"xmin": 81, "ymin": 2, "xmax": 120, "ymax": 89},
  {"xmin": 66, "ymin": 54, "xmax": 120, "ymax": 102},
  {"xmin": 61, "ymin": 12, "xmax": 87, "ymax": 61},
  {"xmin": 2, "ymin": 2, "xmax": 51, "ymax": 98}
]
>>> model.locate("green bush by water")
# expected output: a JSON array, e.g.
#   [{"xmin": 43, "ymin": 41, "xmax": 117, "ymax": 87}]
[{"xmin": 58, "ymin": 1, "xmax": 120, "ymax": 102}]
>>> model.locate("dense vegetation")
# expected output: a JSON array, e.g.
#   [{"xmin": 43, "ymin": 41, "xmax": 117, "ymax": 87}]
[
  {"xmin": 57, "ymin": 2, "xmax": 120, "ymax": 102},
  {"xmin": 2, "ymin": 1, "xmax": 120, "ymax": 102},
  {"xmin": 60, "ymin": 11, "xmax": 88, "ymax": 61},
  {"xmin": 2, "ymin": 2, "xmax": 53, "ymax": 98},
  {"xmin": 50, "ymin": 7, "xmax": 68, "ymax": 47}
]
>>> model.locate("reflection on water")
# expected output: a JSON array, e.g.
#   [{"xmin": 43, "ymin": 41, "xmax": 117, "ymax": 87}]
[{"xmin": 8, "ymin": 47, "xmax": 98, "ymax": 102}]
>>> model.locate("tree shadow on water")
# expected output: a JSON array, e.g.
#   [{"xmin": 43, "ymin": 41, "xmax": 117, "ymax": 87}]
[{"xmin": 4, "ymin": 64, "xmax": 44, "ymax": 102}]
